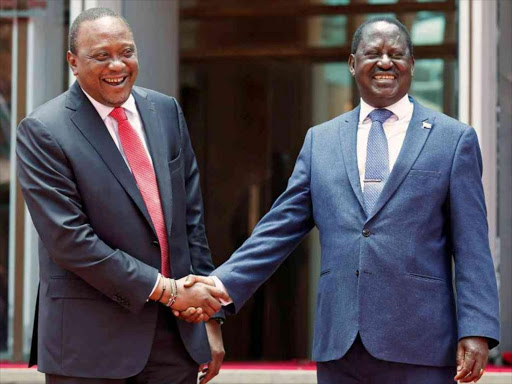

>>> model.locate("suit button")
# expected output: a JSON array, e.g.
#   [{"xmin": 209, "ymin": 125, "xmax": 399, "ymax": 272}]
[
  {"xmin": 362, "ymin": 229, "xmax": 371, "ymax": 237},
  {"xmin": 355, "ymin": 270, "xmax": 360, "ymax": 277},
  {"xmin": 152, "ymin": 240, "xmax": 159, "ymax": 247}
]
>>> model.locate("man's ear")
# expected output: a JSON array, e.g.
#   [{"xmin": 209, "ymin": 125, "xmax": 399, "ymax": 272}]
[
  {"xmin": 348, "ymin": 54, "xmax": 356, "ymax": 76},
  {"xmin": 66, "ymin": 51, "xmax": 79, "ymax": 76},
  {"xmin": 410, "ymin": 55, "xmax": 415, "ymax": 77}
]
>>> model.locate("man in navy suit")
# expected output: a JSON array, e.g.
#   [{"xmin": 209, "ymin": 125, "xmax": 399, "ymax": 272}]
[
  {"xmin": 183, "ymin": 17, "xmax": 500, "ymax": 383},
  {"xmin": 16, "ymin": 7, "xmax": 228, "ymax": 384}
]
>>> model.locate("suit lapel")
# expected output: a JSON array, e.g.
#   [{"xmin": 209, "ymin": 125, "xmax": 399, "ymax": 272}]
[
  {"xmin": 338, "ymin": 106, "xmax": 366, "ymax": 211},
  {"xmin": 67, "ymin": 82, "xmax": 156, "ymax": 236},
  {"xmin": 366, "ymin": 99, "xmax": 435, "ymax": 221},
  {"xmin": 133, "ymin": 88, "xmax": 173, "ymax": 237}
]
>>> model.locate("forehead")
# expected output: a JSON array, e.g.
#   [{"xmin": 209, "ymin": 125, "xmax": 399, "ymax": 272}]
[
  {"xmin": 359, "ymin": 21, "xmax": 407, "ymax": 50},
  {"xmin": 76, "ymin": 16, "xmax": 134, "ymax": 50}
]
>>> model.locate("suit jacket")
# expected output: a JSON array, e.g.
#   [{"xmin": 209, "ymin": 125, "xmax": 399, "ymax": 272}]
[
  {"xmin": 16, "ymin": 82, "xmax": 219, "ymax": 378},
  {"xmin": 213, "ymin": 98, "xmax": 500, "ymax": 367}
]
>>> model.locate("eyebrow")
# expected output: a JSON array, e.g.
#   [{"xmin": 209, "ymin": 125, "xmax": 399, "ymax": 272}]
[
  {"xmin": 89, "ymin": 42, "xmax": 136, "ymax": 51},
  {"xmin": 361, "ymin": 42, "xmax": 407, "ymax": 52}
]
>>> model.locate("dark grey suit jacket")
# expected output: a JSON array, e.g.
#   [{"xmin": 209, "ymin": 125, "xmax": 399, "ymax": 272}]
[{"xmin": 16, "ymin": 82, "xmax": 219, "ymax": 378}]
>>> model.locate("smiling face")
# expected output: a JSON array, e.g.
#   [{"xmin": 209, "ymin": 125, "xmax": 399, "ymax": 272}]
[
  {"xmin": 348, "ymin": 21, "xmax": 414, "ymax": 108},
  {"xmin": 67, "ymin": 16, "xmax": 138, "ymax": 107}
]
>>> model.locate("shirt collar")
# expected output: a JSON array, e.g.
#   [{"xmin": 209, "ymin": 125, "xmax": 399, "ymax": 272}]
[
  {"xmin": 359, "ymin": 93, "xmax": 411, "ymax": 123},
  {"xmin": 82, "ymin": 88, "xmax": 138, "ymax": 122}
]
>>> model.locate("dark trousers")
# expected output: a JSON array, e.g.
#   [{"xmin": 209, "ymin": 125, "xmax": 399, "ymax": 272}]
[
  {"xmin": 317, "ymin": 335, "xmax": 456, "ymax": 384},
  {"xmin": 46, "ymin": 306, "xmax": 198, "ymax": 384}
]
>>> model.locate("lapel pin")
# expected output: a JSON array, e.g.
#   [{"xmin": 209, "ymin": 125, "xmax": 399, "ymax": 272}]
[{"xmin": 422, "ymin": 122, "xmax": 432, "ymax": 130}]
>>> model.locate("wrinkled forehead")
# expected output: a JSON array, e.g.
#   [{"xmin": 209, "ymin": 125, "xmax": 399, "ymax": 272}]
[{"xmin": 359, "ymin": 21, "xmax": 408, "ymax": 51}]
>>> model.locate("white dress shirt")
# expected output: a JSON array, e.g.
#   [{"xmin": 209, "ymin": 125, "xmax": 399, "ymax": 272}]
[
  {"xmin": 357, "ymin": 94, "xmax": 413, "ymax": 191},
  {"xmin": 82, "ymin": 89, "xmax": 161, "ymax": 296},
  {"xmin": 82, "ymin": 90, "xmax": 153, "ymax": 169}
]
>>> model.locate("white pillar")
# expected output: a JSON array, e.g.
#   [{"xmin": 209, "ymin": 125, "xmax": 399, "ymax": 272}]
[
  {"xmin": 23, "ymin": 0, "xmax": 67, "ymax": 356},
  {"xmin": 459, "ymin": 0, "xmax": 498, "ymax": 261},
  {"xmin": 6, "ymin": 15, "xmax": 19, "ymax": 360}
]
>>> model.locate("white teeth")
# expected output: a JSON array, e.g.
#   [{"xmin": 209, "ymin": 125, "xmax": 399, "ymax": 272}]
[
  {"xmin": 374, "ymin": 75, "xmax": 395, "ymax": 80},
  {"xmin": 104, "ymin": 78, "xmax": 124, "ymax": 84}
]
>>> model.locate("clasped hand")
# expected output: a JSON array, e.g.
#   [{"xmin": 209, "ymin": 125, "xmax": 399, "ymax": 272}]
[{"xmin": 172, "ymin": 275, "xmax": 227, "ymax": 323}]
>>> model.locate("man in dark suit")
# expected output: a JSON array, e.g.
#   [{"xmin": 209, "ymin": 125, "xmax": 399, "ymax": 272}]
[
  {"xmin": 16, "ymin": 7, "xmax": 228, "ymax": 384},
  {"xmin": 184, "ymin": 17, "xmax": 500, "ymax": 383}
]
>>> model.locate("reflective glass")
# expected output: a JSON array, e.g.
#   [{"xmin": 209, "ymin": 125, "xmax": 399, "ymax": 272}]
[
  {"xmin": 368, "ymin": 0, "xmax": 399, "ymax": 4},
  {"xmin": 312, "ymin": 63, "xmax": 354, "ymax": 123},
  {"xmin": 323, "ymin": 0, "xmax": 350, "ymax": 5},
  {"xmin": 411, "ymin": 59, "xmax": 444, "ymax": 111},
  {"xmin": 411, "ymin": 12, "xmax": 447, "ymax": 45},
  {"xmin": 182, "ymin": 11, "xmax": 453, "ymax": 50},
  {"xmin": 410, "ymin": 58, "xmax": 457, "ymax": 116},
  {"xmin": 308, "ymin": 15, "xmax": 349, "ymax": 47}
]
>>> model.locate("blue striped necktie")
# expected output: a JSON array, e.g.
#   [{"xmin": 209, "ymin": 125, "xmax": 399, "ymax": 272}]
[{"xmin": 363, "ymin": 108, "xmax": 393, "ymax": 214}]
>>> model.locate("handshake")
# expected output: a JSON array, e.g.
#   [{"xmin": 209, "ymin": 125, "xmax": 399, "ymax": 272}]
[{"xmin": 150, "ymin": 275, "xmax": 229, "ymax": 323}]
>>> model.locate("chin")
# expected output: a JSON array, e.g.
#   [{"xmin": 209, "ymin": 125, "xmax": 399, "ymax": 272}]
[
  {"xmin": 375, "ymin": 91, "xmax": 399, "ymax": 103},
  {"xmin": 104, "ymin": 94, "xmax": 130, "ymax": 107},
  {"xmin": 372, "ymin": 86, "xmax": 397, "ymax": 96}
]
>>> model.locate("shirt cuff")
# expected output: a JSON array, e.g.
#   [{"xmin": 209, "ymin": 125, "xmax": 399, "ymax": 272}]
[
  {"xmin": 210, "ymin": 276, "xmax": 233, "ymax": 306},
  {"xmin": 148, "ymin": 273, "xmax": 162, "ymax": 300}
]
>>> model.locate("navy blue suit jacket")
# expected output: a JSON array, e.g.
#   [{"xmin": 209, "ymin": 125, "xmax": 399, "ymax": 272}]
[
  {"xmin": 16, "ymin": 82, "xmax": 218, "ymax": 377},
  {"xmin": 213, "ymin": 99, "xmax": 500, "ymax": 367}
]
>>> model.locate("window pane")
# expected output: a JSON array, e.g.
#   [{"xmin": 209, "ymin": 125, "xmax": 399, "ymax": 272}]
[
  {"xmin": 411, "ymin": 12, "xmax": 447, "ymax": 45},
  {"xmin": 182, "ymin": 11, "xmax": 454, "ymax": 50},
  {"xmin": 368, "ymin": 0, "xmax": 399, "ymax": 4},
  {"xmin": 323, "ymin": 0, "xmax": 350, "ymax": 5},
  {"xmin": 410, "ymin": 58, "xmax": 457, "ymax": 116},
  {"xmin": 312, "ymin": 62, "xmax": 354, "ymax": 123},
  {"xmin": 308, "ymin": 15, "xmax": 349, "ymax": 47}
]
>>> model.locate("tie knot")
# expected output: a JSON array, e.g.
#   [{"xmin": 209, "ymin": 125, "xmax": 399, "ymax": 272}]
[
  {"xmin": 109, "ymin": 107, "xmax": 128, "ymax": 122},
  {"xmin": 368, "ymin": 108, "xmax": 393, "ymax": 124}
]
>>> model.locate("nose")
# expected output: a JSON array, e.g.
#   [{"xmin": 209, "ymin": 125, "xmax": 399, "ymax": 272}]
[
  {"xmin": 377, "ymin": 54, "xmax": 393, "ymax": 69},
  {"xmin": 108, "ymin": 57, "xmax": 126, "ymax": 71}
]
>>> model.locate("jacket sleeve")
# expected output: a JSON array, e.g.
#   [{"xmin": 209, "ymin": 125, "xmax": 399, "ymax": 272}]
[
  {"xmin": 449, "ymin": 126, "xmax": 500, "ymax": 348},
  {"xmin": 212, "ymin": 129, "xmax": 315, "ymax": 313},
  {"xmin": 16, "ymin": 117, "xmax": 159, "ymax": 314}
]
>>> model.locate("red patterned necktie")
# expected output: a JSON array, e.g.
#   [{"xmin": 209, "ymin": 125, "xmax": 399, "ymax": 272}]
[{"xmin": 109, "ymin": 107, "xmax": 170, "ymax": 277}]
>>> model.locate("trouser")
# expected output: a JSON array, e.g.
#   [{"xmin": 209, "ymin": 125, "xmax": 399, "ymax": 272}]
[
  {"xmin": 317, "ymin": 334, "xmax": 456, "ymax": 384},
  {"xmin": 46, "ymin": 306, "xmax": 198, "ymax": 384}
]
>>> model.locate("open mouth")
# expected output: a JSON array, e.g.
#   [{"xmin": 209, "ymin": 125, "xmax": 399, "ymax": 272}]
[
  {"xmin": 103, "ymin": 76, "xmax": 127, "ymax": 86},
  {"xmin": 373, "ymin": 74, "xmax": 396, "ymax": 81}
]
